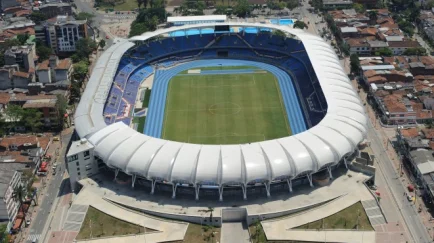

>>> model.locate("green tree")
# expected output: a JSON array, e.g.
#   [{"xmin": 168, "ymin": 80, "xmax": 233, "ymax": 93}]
[
  {"xmin": 3, "ymin": 38, "xmax": 20, "ymax": 48},
  {"xmin": 286, "ymin": 0, "xmax": 299, "ymax": 10},
  {"xmin": 293, "ymin": 20, "xmax": 308, "ymax": 29},
  {"xmin": 22, "ymin": 109, "xmax": 43, "ymax": 133},
  {"xmin": 375, "ymin": 47, "xmax": 393, "ymax": 56},
  {"xmin": 73, "ymin": 61, "xmax": 89, "ymax": 81},
  {"xmin": 99, "ymin": 39, "xmax": 106, "ymax": 49},
  {"xmin": 350, "ymin": 53, "xmax": 361, "ymax": 74},
  {"xmin": 55, "ymin": 94, "xmax": 68, "ymax": 128},
  {"xmin": 353, "ymin": 3, "xmax": 364, "ymax": 13},
  {"xmin": 75, "ymin": 38, "xmax": 97, "ymax": 60},
  {"xmin": 76, "ymin": 12, "xmax": 95, "ymax": 25},
  {"xmin": 214, "ymin": 5, "xmax": 228, "ymax": 14},
  {"xmin": 17, "ymin": 33, "xmax": 29, "ymax": 45},
  {"xmin": 368, "ymin": 10, "xmax": 377, "ymax": 25},
  {"xmin": 403, "ymin": 47, "xmax": 427, "ymax": 56},
  {"xmin": 29, "ymin": 12, "xmax": 48, "ymax": 24},
  {"xmin": 12, "ymin": 185, "xmax": 26, "ymax": 222},
  {"xmin": 136, "ymin": 0, "xmax": 144, "ymax": 8},
  {"xmin": 129, "ymin": 5, "xmax": 167, "ymax": 37},
  {"xmin": 233, "ymin": 0, "xmax": 251, "ymax": 18},
  {"xmin": 5, "ymin": 105, "xmax": 23, "ymax": 125},
  {"xmin": 36, "ymin": 44, "xmax": 52, "ymax": 61},
  {"xmin": 427, "ymin": 0, "xmax": 434, "ymax": 9}
]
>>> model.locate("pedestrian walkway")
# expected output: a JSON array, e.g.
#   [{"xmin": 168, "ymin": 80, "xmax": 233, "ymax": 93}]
[
  {"xmin": 27, "ymin": 234, "xmax": 41, "ymax": 242},
  {"xmin": 362, "ymin": 199, "xmax": 386, "ymax": 226},
  {"xmin": 221, "ymin": 222, "xmax": 250, "ymax": 243},
  {"xmin": 63, "ymin": 204, "xmax": 88, "ymax": 231}
]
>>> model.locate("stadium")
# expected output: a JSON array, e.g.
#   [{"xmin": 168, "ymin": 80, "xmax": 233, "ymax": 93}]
[{"xmin": 74, "ymin": 22, "xmax": 367, "ymax": 201}]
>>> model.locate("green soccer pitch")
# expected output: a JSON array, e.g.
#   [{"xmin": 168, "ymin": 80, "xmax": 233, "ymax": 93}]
[{"xmin": 162, "ymin": 66, "xmax": 291, "ymax": 145}]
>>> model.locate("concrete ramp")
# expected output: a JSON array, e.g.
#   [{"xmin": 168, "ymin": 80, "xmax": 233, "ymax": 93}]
[{"xmin": 221, "ymin": 222, "xmax": 251, "ymax": 243}]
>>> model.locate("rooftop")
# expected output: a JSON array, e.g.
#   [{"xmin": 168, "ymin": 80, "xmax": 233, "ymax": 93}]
[
  {"xmin": 67, "ymin": 139, "xmax": 94, "ymax": 157},
  {"xmin": 388, "ymin": 41, "xmax": 421, "ymax": 48},
  {"xmin": 22, "ymin": 98, "xmax": 57, "ymax": 108},
  {"xmin": 400, "ymin": 127, "xmax": 420, "ymax": 138},
  {"xmin": 55, "ymin": 59, "xmax": 72, "ymax": 70},
  {"xmin": 0, "ymin": 135, "xmax": 38, "ymax": 149}
]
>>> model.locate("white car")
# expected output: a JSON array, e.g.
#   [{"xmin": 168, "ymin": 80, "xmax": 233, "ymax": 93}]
[{"xmin": 406, "ymin": 194, "xmax": 413, "ymax": 202}]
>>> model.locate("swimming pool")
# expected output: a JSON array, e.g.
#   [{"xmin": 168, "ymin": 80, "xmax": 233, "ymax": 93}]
[{"xmin": 270, "ymin": 19, "xmax": 294, "ymax": 25}]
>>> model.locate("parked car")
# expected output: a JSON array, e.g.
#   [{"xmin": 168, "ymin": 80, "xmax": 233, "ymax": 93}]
[{"xmin": 25, "ymin": 218, "xmax": 31, "ymax": 227}]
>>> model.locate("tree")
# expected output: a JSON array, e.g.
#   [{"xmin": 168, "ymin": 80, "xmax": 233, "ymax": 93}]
[
  {"xmin": 73, "ymin": 61, "xmax": 89, "ymax": 81},
  {"xmin": 353, "ymin": 3, "xmax": 364, "ymax": 13},
  {"xmin": 129, "ymin": 22, "xmax": 148, "ymax": 37},
  {"xmin": 293, "ymin": 20, "xmax": 308, "ymax": 29},
  {"xmin": 76, "ymin": 12, "xmax": 95, "ymax": 25},
  {"xmin": 368, "ymin": 10, "xmax": 377, "ymax": 25},
  {"xmin": 136, "ymin": 0, "xmax": 144, "ymax": 8},
  {"xmin": 427, "ymin": 0, "xmax": 434, "ymax": 9},
  {"xmin": 22, "ymin": 109, "xmax": 43, "ymax": 133},
  {"xmin": 12, "ymin": 185, "xmax": 26, "ymax": 221},
  {"xmin": 375, "ymin": 47, "xmax": 393, "ymax": 56},
  {"xmin": 214, "ymin": 5, "xmax": 228, "ymax": 14},
  {"xmin": 129, "ymin": 5, "xmax": 167, "ymax": 37},
  {"xmin": 36, "ymin": 44, "xmax": 52, "ymax": 61},
  {"xmin": 350, "ymin": 53, "xmax": 361, "ymax": 74},
  {"xmin": 286, "ymin": 0, "xmax": 299, "ymax": 10},
  {"xmin": 403, "ymin": 47, "xmax": 427, "ymax": 56},
  {"xmin": 99, "ymin": 39, "xmax": 106, "ymax": 49},
  {"xmin": 75, "ymin": 38, "xmax": 97, "ymax": 60},
  {"xmin": 233, "ymin": 0, "xmax": 251, "ymax": 18},
  {"xmin": 29, "ymin": 12, "xmax": 48, "ymax": 24},
  {"xmin": 17, "ymin": 33, "xmax": 29, "ymax": 45},
  {"xmin": 56, "ymin": 95, "xmax": 68, "ymax": 129}
]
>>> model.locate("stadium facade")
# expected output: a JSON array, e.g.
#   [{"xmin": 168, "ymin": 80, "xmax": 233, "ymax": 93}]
[{"xmin": 69, "ymin": 23, "xmax": 367, "ymax": 200}]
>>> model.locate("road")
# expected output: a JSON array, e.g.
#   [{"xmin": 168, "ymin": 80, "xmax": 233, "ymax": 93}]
[
  {"xmin": 26, "ymin": 133, "xmax": 72, "ymax": 243},
  {"xmin": 366, "ymin": 111, "xmax": 432, "ymax": 242}
]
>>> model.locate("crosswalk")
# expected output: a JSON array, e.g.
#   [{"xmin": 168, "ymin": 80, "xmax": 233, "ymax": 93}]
[{"xmin": 27, "ymin": 234, "xmax": 41, "ymax": 242}]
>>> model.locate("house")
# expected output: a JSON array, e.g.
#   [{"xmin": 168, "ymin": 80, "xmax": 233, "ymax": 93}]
[
  {"xmin": 368, "ymin": 40, "xmax": 389, "ymax": 54},
  {"xmin": 346, "ymin": 38, "xmax": 371, "ymax": 55},
  {"xmin": 388, "ymin": 41, "xmax": 421, "ymax": 55},
  {"xmin": 37, "ymin": 3, "xmax": 72, "ymax": 19},
  {"xmin": 36, "ymin": 56, "xmax": 73, "ymax": 83},
  {"xmin": 4, "ymin": 45, "xmax": 35, "ymax": 72},
  {"xmin": 0, "ymin": 165, "xmax": 23, "ymax": 231},
  {"xmin": 0, "ymin": 66, "xmax": 34, "ymax": 90},
  {"xmin": 323, "ymin": 0, "xmax": 353, "ymax": 10}
]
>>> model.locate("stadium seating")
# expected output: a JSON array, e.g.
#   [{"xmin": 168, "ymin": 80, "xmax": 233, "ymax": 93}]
[{"xmin": 103, "ymin": 33, "xmax": 327, "ymax": 131}]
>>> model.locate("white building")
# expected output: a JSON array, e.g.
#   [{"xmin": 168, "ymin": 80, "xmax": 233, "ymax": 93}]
[
  {"xmin": 44, "ymin": 15, "xmax": 88, "ymax": 53},
  {"xmin": 0, "ymin": 166, "xmax": 22, "ymax": 229},
  {"xmin": 66, "ymin": 138, "xmax": 97, "ymax": 191}
]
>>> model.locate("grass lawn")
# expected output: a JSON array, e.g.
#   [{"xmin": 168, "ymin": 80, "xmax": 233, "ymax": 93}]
[
  {"xmin": 142, "ymin": 88, "xmax": 151, "ymax": 107},
  {"xmin": 76, "ymin": 206, "xmax": 155, "ymax": 240},
  {"xmin": 173, "ymin": 224, "xmax": 221, "ymax": 243},
  {"xmin": 296, "ymin": 202, "xmax": 373, "ymax": 231},
  {"xmin": 98, "ymin": 0, "xmax": 138, "ymax": 11},
  {"xmin": 133, "ymin": 116, "xmax": 146, "ymax": 133},
  {"xmin": 162, "ymin": 67, "xmax": 290, "ymax": 144}
]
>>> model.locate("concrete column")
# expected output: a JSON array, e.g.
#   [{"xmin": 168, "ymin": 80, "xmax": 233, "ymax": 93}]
[
  {"xmin": 195, "ymin": 184, "xmax": 200, "ymax": 200},
  {"xmin": 172, "ymin": 183, "xmax": 178, "ymax": 199},
  {"xmin": 242, "ymin": 185, "xmax": 247, "ymax": 200},
  {"xmin": 150, "ymin": 180, "xmax": 157, "ymax": 194},
  {"xmin": 131, "ymin": 174, "xmax": 136, "ymax": 188},
  {"xmin": 264, "ymin": 182, "xmax": 271, "ymax": 197},
  {"xmin": 114, "ymin": 169, "xmax": 119, "ymax": 181},
  {"xmin": 307, "ymin": 174, "xmax": 313, "ymax": 187},
  {"xmin": 287, "ymin": 179, "xmax": 293, "ymax": 193},
  {"xmin": 219, "ymin": 186, "xmax": 224, "ymax": 202},
  {"xmin": 327, "ymin": 166, "xmax": 333, "ymax": 179},
  {"xmin": 344, "ymin": 157, "xmax": 348, "ymax": 169}
]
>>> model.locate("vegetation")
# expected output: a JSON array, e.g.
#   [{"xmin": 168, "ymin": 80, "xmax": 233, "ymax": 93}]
[
  {"xmin": 99, "ymin": 39, "xmax": 106, "ymax": 49},
  {"xmin": 353, "ymin": 3, "xmax": 365, "ymax": 13},
  {"xmin": 181, "ymin": 223, "xmax": 221, "ymax": 243},
  {"xmin": 266, "ymin": 0, "xmax": 286, "ymax": 10},
  {"xmin": 17, "ymin": 33, "xmax": 30, "ymax": 45},
  {"xmin": 0, "ymin": 223, "xmax": 10, "ymax": 243},
  {"xmin": 29, "ymin": 12, "xmax": 48, "ymax": 24},
  {"xmin": 233, "ymin": 0, "xmax": 252, "ymax": 17},
  {"xmin": 296, "ymin": 202, "xmax": 373, "ymax": 230},
  {"xmin": 286, "ymin": 0, "xmax": 299, "ymax": 10},
  {"xmin": 374, "ymin": 47, "xmax": 393, "ymax": 56},
  {"xmin": 350, "ymin": 53, "xmax": 361, "ymax": 75},
  {"xmin": 403, "ymin": 47, "xmax": 427, "ymax": 56},
  {"xmin": 134, "ymin": 116, "xmax": 146, "ymax": 133},
  {"xmin": 174, "ymin": 0, "xmax": 205, "ymax": 16},
  {"xmin": 12, "ymin": 185, "xmax": 26, "ymax": 221},
  {"xmin": 129, "ymin": 5, "xmax": 167, "ymax": 37},
  {"xmin": 163, "ymin": 67, "xmax": 291, "ymax": 144},
  {"xmin": 76, "ymin": 12, "xmax": 95, "ymax": 25},
  {"xmin": 73, "ymin": 61, "xmax": 90, "ymax": 81},
  {"xmin": 36, "ymin": 40, "xmax": 53, "ymax": 61},
  {"xmin": 74, "ymin": 38, "xmax": 98, "ymax": 61},
  {"xmin": 293, "ymin": 21, "xmax": 308, "ymax": 29},
  {"xmin": 272, "ymin": 29, "xmax": 286, "ymax": 37},
  {"xmin": 77, "ymin": 206, "xmax": 154, "ymax": 239},
  {"xmin": 2, "ymin": 105, "xmax": 43, "ymax": 133}
]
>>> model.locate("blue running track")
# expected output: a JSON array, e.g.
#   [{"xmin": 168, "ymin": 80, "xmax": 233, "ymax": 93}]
[{"xmin": 144, "ymin": 59, "xmax": 307, "ymax": 138}]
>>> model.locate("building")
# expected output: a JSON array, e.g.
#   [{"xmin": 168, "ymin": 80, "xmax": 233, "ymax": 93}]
[
  {"xmin": 66, "ymin": 138, "xmax": 98, "ymax": 191},
  {"xmin": 0, "ymin": 165, "xmax": 22, "ymax": 230},
  {"xmin": 388, "ymin": 41, "xmax": 421, "ymax": 55},
  {"xmin": 0, "ymin": 65, "xmax": 33, "ymax": 90},
  {"xmin": 4, "ymin": 45, "xmax": 35, "ymax": 72},
  {"xmin": 0, "ymin": 0, "xmax": 19, "ymax": 11},
  {"xmin": 45, "ymin": 15, "xmax": 88, "ymax": 53},
  {"xmin": 37, "ymin": 3, "xmax": 72, "ymax": 19},
  {"xmin": 36, "ymin": 56, "xmax": 73, "ymax": 83},
  {"xmin": 73, "ymin": 23, "xmax": 367, "ymax": 200},
  {"xmin": 322, "ymin": 0, "xmax": 353, "ymax": 9},
  {"xmin": 346, "ymin": 38, "xmax": 371, "ymax": 55}
]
